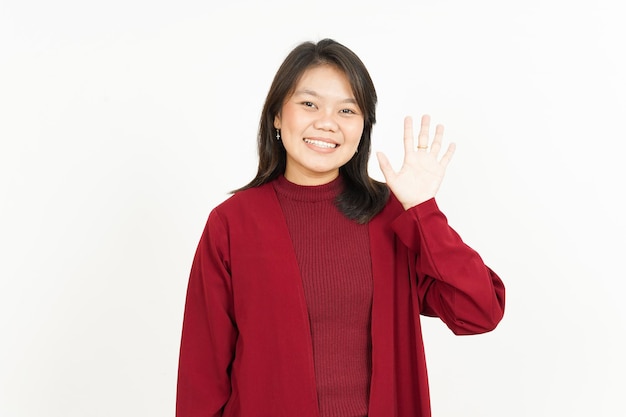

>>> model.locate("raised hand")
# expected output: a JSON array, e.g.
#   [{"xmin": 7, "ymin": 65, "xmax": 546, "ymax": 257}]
[{"xmin": 376, "ymin": 115, "xmax": 456, "ymax": 210}]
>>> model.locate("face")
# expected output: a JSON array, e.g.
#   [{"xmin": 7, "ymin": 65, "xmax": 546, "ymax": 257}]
[{"xmin": 274, "ymin": 64, "xmax": 364, "ymax": 185}]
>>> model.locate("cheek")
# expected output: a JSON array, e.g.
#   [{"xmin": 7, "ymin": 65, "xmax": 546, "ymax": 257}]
[
  {"xmin": 278, "ymin": 105, "xmax": 300, "ymax": 131},
  {"xmin": 346, "ymin": 121, "xmax": 365, "ymax": 144}
]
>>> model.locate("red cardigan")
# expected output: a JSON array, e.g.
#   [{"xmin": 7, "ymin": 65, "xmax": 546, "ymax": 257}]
[{"xmin": 177, "ymin": 181, "xmax": 505, "ymax": 417}]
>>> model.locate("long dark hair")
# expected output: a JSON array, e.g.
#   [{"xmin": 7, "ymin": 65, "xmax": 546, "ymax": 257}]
[{"xmin": 236, "ymin": 38, "xmax": 389, "ymax": 224}]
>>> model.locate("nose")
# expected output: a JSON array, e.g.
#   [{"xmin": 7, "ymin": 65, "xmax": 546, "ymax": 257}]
[{"xmin": 313, "ymin": 109, "xmax": 338, "ymax": 132}]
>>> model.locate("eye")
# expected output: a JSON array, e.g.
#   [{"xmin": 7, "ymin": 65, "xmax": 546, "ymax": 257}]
[
  {"xmin": 340, "ymin": 108, "xmax": 357, "ymax": 115},
  {"xmin": 301, "ymin": 101, "xmax": 316, "ymax": 108}
]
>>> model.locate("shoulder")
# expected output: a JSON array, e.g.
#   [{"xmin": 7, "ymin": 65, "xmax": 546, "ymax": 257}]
[
  {"xmin": 205, "ymin": 181, "xmax": 286, "ymax": 245},
  {"xmin": 372, "ymin": 189, "xmax": 405, "ymax": 222},
  {"xmin": 211, "ymin": 181, "xmax": 279, "ymax": 222}
]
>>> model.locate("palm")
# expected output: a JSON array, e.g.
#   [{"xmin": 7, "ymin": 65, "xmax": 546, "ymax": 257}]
[{"xmin": 376, "ymin": 115, "xmax": 455, "ymax": 210}]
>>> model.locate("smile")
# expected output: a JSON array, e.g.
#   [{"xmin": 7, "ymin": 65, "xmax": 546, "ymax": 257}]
[{"xmin": 303, "ymin": 138, "xmax": 337, "ymax": 149}]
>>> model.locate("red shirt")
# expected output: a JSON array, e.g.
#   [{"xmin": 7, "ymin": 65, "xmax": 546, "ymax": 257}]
[
  {"xmin": 274, "ymin": 175, "xmax": 372, "ymax": 416},
  {"xmin": 176, "ymin": 179, "xmax": 505, "ymax": 417}
]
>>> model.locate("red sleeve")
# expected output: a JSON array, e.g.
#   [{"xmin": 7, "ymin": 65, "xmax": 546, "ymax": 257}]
[
  {"xmin": 176, "ymin": 209, "xmax": 237, "ymax": 417},
  {"xmin": 391, "ymin": 198, "xmax": 505, "ymax": 335}
]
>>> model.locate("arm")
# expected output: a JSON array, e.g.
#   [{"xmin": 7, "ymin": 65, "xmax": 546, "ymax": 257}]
[
  {"xmin": 176, "ymin": 209, "xmax": 237, "ymax": 417},
  {"xmin": 378, "ymin": 114, "xmax": 504, "ymax": 334},
  {"xmin": 391, "ymin": 198, "xmax": 505, "ymax": 334}
]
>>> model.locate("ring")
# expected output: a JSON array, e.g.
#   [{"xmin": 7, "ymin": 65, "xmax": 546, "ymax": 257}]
[{"xmin": 416, "ymin": 146, "xmax": 428, "ymax": 150}]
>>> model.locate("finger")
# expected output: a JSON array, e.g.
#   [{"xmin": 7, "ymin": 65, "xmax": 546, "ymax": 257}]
[
  {"xmin": 439, "ymin": 143, "xmax": 456, "ymax": 169},
  {"xmin": 376, "ymin": 151, "xmax": 396, "ymax": 182},
  {"xmin": 403, "ymin": 116, "xmax": 414, "ymax": 155},
  {"xmin": 429, "ymin": 124, "xmax": 444, "ymax": 156},
  {"xmin": 417, "ymin": 114, "xmax": 431, "ymax": 150}
]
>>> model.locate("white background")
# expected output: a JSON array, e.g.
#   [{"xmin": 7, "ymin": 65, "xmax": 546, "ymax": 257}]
[{"xmin": 1, "ymin": 1, "xmax": 625, "ymax": 416}]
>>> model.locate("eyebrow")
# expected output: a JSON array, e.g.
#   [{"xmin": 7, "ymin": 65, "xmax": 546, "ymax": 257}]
[{"xmin": 294, "ymin": 89, "xmax": 358, "ymax": 104}]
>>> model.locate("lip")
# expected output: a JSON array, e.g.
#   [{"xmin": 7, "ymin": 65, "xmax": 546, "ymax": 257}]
[{"xmin": 303, "ymin": 137, "xmax": 340, "ymax": 149}]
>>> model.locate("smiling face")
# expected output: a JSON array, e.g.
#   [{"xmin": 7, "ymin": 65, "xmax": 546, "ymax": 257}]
[{"xmin": 273, "ymin": 64, "xmax": 365, "ymax": 185}]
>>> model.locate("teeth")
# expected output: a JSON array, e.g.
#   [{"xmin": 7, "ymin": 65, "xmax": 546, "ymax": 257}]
[{"xmin": 304, "ymin": 138, "xmax": 337, "ymax": 148}]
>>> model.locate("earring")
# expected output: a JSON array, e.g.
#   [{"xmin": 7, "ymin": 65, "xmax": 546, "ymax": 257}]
[{"xmin": 276, "ymin": 129, "xmax": 281, "ymax": 141}]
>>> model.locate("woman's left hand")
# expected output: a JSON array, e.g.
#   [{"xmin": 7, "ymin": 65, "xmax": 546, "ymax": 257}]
[{"xmin": 376, "ymin": 115, "xmax": 456, "ymax": 210}]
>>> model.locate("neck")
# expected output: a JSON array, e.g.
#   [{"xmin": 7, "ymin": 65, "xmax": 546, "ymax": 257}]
[{"xmin": 284, "ymin": 168, "xmax": 339, "ymax": 186}]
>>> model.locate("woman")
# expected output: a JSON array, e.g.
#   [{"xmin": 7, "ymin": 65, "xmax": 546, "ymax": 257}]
[{"xmin": 177, "ymin": 38, "xmax": 505, "ymax": 417}]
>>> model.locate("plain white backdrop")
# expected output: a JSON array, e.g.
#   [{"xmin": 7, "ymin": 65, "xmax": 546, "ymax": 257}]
[{"xmin": 1, "ymin": 1, "xmax": 625, "ymax": 416}]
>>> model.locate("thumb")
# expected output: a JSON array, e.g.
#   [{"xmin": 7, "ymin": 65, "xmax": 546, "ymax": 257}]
[{"xmin": 376, "ymin": 151, "xmax": 396, "ymax": 183}]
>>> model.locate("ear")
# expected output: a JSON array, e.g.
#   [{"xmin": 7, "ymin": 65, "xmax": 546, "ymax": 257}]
[{"xmin": 273, "ymin": 114, "xmax": 281, "ymax": 129}]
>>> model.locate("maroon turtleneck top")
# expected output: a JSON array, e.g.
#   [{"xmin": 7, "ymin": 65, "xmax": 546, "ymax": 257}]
[{"xmin": 273, "ymin": 175, "xmax": 372, "ymax": 417}]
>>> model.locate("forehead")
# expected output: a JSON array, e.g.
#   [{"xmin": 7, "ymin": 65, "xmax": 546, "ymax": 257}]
[{"xmin": 293, "ymin": 64, "xmax": 355, "ymax": 98}]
